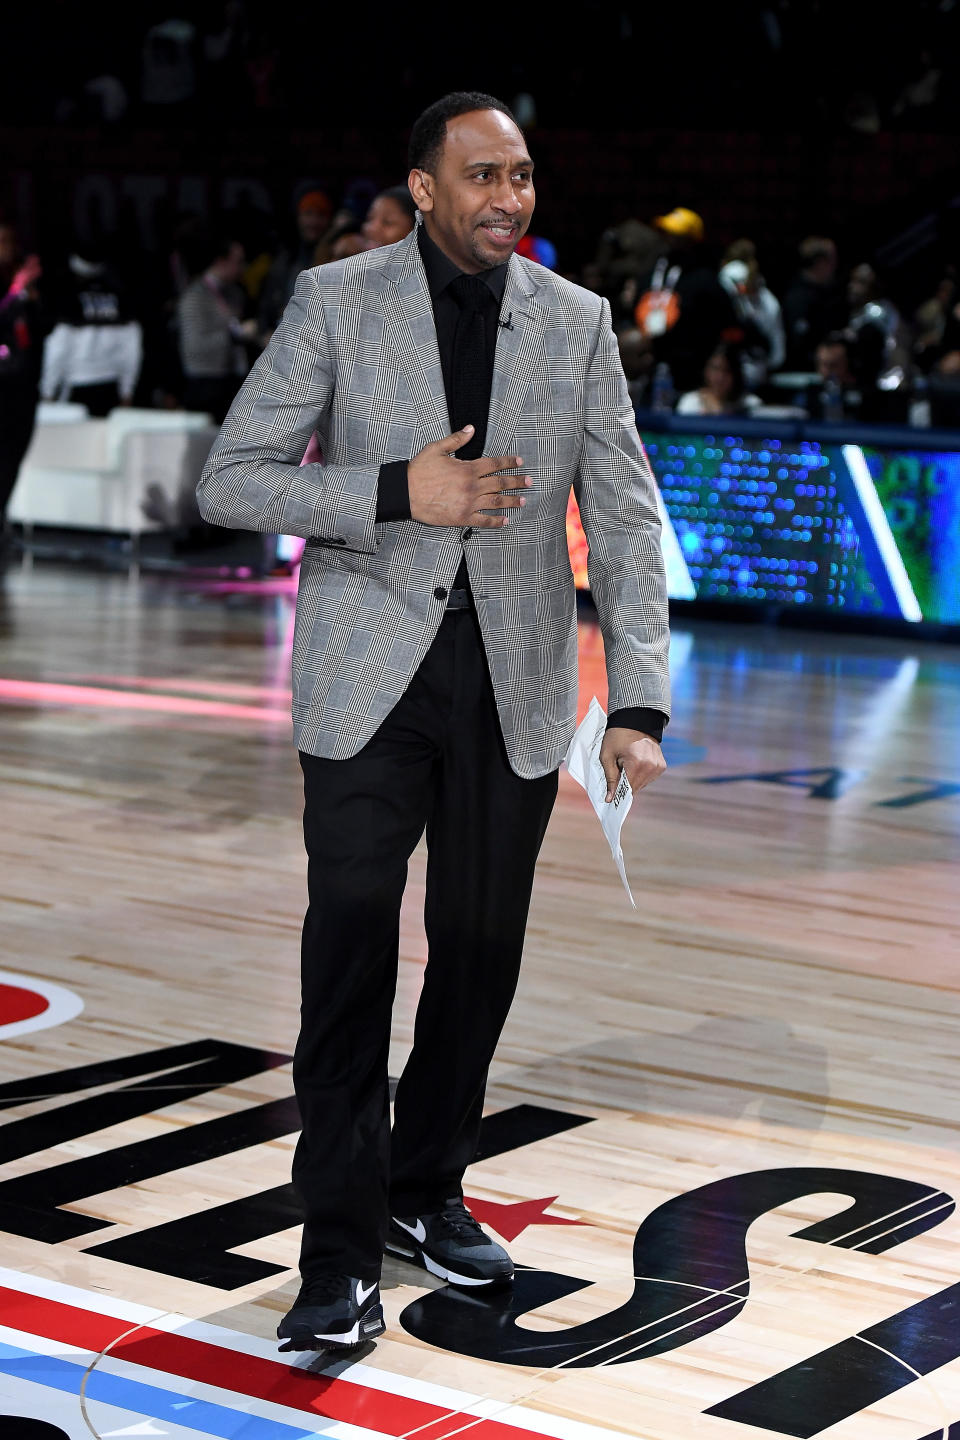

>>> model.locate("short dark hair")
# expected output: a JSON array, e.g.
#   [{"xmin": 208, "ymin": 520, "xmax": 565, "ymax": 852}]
[{"xmin": 408, "ymin": 91, "xmax": 518, "ymax": 173}]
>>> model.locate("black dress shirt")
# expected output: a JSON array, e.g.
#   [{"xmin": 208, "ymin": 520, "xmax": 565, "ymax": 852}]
[{"xmin": 375, "ymin": 223, "xmax": 666, "ymax": 744}]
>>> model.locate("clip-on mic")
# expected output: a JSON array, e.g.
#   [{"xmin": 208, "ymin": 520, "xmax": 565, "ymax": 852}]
[{"xmin": 498, "ymin": 312, "xmax": 514, "ymax": 331}]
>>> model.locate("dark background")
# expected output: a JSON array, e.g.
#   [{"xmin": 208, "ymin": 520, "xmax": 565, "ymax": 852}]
[{"xmin": 5, "ymin": 2, "xmax": 960, "ymax": 299}]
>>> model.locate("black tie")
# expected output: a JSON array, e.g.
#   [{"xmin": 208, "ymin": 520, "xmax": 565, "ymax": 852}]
[{"xmin": 449, "ymin": 274, "xmax": 491, "ymax": 460}]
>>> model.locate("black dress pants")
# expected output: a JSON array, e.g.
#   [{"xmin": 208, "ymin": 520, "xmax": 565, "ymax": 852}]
[{"xmin": 294, "ymin": 608, "xmax": 558, "ymax": 1281}]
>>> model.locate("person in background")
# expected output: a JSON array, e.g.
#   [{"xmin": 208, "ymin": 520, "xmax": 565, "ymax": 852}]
[
  {"xmin": 632, "ymin": 208, "xmax": 738, "ymax": 393},
  {"xmin": 718, "ymin": 238, "xmax": 784, "ymax": 388},
  {"xmin": 676, "ymin": 341, "xmax": 760, "ymax": 416},
  {"xmin": 329, "ymin": 232, "xmax": 366, "ymax": 261},
  {"xmin": 782, "ymin": 236, "xmax": 845, "ymax": 371},
  {"xmin": 258, "ymin": 187, "xmax": 332, "ymax": 339},
  {"xmin": 0, "ymin": 221, "xmax": 44, "ymax": 558},
  {"xmin": 914, "ymin": 273, "xmax": 957, "ymax": 366},
  {"xmin": 809, "ymin": 333, "xmax": 861, "ymax": 421},
  {"xmin": 177, "ymin": 233, "xmax": 257, "ymax": 422},
  {"xmin": 361, "ymin": 186, "xmax": 417, "ymax": 250},
  {"xmin": 40, "ymin": 246, "xmax": 143, "ymax": 415}
]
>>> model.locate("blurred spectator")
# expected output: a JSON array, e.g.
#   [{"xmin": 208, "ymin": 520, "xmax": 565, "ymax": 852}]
[
  {"xmin": 782, "ymin": 236, "xmax": 846, "ymax": 370},
  {"xmin": 617, "ymin": 328, "xmax": 655, "ymax": 407},
  {"xmin": 329, "ymin": 232, "xmax": 366, "ymax": 261},
  {"xmin": 676, "ymin": 342, "xmax": 760, "ymax": 416},
  {"xmin": 41, "ymin": 248, "xmax": 143, "ymax": 414},
  {"xmin": 141, "ymin": 18, "xmax": 198, "ymax": 109},
  {"xmin": 258, "ymin": 187, "xmax": 332, "ymax": 338},
  {"xmin": 810, "ymin": 333, "xmax": 862, "ymax": 421},
  {"xmin": 633, "ymin": 208, "xmax": 738, "ymax": 392},
  {"xmin": 594, "ymin": 218, "xmax": 664, "ymax": 322},
  {"xmin": 914, "ymin": 274, "xmax": 957, "ymax": 363},
  {"xmin": 845, "ymin": 261, "xmax": 907, "ymax": 393},
  {"xmin": 718, "ymin": 238, "xmax": 785, "ymax": 387},
  {"xmin": 0, "ymin": 222, "xmax": 44, "ymax": 554},
  {"xmin": 361, "ymin": 187, "xmax": 416, "ymax": 250},
  {"xmin": 177, "ymin": 234, "xmax": 256, "ymax": 422}
]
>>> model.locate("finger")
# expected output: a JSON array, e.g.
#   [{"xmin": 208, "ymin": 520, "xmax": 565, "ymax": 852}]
[
  {"xmin": 475, "ymin": 456, "xmax": 524, "ymax": 477},
  {"xmin": 601, "ymin": 753, "xmax": 622, "ymax": 802},
  {"xmin": 474, "ymin": 494, "xmax": 527, "ymax": 514},
  {"xmin": 441, "ymin": 425, "xmax": 475, "ymax": 454}
]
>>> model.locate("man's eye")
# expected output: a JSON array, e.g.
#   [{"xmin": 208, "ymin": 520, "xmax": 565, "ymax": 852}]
[{"xmin": 474, "ymin": 171, "xmax": 491, "ymax": 181}]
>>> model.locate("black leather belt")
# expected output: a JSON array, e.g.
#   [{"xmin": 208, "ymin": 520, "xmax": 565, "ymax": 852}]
[{"xmin": 445, "ymin": 587, "xmax": 472, "ymax": 611}]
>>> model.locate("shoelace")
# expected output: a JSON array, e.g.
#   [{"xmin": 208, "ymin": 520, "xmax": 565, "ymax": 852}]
[
  {"xmin": 434, "ymin": 1201, "xmax": 487, "ymax": 1246},
  {"xmin": 296, "ymin": 1274, "xmax": 351, "ymax": 1306}
]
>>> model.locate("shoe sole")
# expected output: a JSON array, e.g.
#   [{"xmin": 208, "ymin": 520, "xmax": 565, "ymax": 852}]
[
  {"xmin": 384, "ymin": 1235, "xmax": 513, "ymax": 1289},
  {"xmin": 277, "ymin": 1305, "xmax": 385, "ymax": 1353}
]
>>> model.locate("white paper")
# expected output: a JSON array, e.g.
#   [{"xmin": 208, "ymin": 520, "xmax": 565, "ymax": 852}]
[{"xmin": 564, "ymin": 697, "xmax": 636, "ymax": 907}]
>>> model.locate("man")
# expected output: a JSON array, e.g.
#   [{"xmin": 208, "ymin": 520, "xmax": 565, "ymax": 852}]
[
  {"xmin": 41, "ymin": 245, "xmax": 143, "ymax": 415},
  {"xmin": 177, "ymin": 234, "xmax": 257, "ymax": 423},
  {"xmin": 258, "ymin": 187, "xmax": 333, "ymax": 340},
  {"xmin": 198, "ymin": 92, "xmax": 670, "ymax": 1353},
  {"xmin": 632, "ymin": 208, "xmax": 738, "ymax": 393},
  {"xmin": 782, "ymin": 236, "xmax": 846, "ymax": 372}
]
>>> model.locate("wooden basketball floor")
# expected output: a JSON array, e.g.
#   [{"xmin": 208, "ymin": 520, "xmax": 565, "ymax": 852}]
[{"xmin": 1, "ymin": 560, "xmax": 960, "ymax": 1440}]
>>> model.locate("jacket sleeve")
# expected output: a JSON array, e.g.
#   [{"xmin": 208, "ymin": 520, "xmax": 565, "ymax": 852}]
[
  {"xmin": 116, "ymin": 321, "xmax": 143, "ymax": 401},
  {"xmin": 197, "ymin": 269, "xmax": 381, "ymax": 551},
  {"xmin": 573, "ymin": 297, "xmax": 670, "ymax": 718},
  {"xmin": 40, "ymin": 322, "xmax": 72, "ymax": 400}
]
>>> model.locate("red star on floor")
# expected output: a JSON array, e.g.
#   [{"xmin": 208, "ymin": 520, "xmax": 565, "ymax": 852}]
[{"xmin": 463, "ymin": 1194, "xmax": 592, "ymax": 1243}]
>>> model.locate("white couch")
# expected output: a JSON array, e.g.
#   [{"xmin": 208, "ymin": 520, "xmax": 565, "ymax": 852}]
[{"xmin": 9, "ymin": 404, "xmax": 218, "ymax": 537}]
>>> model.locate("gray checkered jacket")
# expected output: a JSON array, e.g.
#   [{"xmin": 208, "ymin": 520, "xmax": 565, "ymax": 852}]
[{"xmin": 198, "ymin": 225, "xmax": 669, "ymax": 778}]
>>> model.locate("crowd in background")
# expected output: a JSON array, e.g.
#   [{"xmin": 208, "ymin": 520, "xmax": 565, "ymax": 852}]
[{"xmin": 6, "ymin": 179, "xmax": 960, "ymax": 450}]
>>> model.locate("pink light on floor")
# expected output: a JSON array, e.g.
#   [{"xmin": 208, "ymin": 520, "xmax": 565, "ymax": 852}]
[
  {"xmin": 64, "ymin": 676, "xmax": 293, "ymax": 702},
  {"xmin": 0, "ymin": 678, "xmax": 290, "ymax": 723}
]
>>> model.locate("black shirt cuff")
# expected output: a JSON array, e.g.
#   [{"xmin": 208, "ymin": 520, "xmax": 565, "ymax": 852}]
[
  {"xmin": 606, "ymin": 707, "xmax": 668, "ymax": 743},
  {"xmin": 376, "ymin": 460, "xmax": 411, "ymax": 523}
]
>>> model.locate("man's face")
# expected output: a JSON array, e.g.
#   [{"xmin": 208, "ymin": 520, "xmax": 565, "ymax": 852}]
[
  {"xmin": 410, "ymin": 109, "xmax": 534, "ymax": 272},
  {"xmin": 817, "ymin": 342, "xmax": 851, "ymax": 383}
]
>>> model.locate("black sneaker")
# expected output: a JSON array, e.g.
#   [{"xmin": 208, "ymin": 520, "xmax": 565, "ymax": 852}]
[
  {"xmin": 277, "ymin": 1275, "xmax": 385, "ymax": 1353},
  {"xmin": 385, "ymin": 1198, "xmax": 514, "ymax": 1288}
]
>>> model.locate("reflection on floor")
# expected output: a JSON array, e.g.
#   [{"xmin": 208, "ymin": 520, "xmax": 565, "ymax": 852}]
[{"xmin": 1, "ymin": 562, "xmax": 959, "ymax": 1439}]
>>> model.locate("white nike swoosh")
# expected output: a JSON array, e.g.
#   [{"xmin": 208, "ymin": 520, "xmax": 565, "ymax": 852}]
[
  {"xmin": 356, "ymin": 1280, "xmax": 377, "ymax": 1305},
  {"xmin": 394, "ymin": 1217, "xmax": 426, "ymax": 1243}
]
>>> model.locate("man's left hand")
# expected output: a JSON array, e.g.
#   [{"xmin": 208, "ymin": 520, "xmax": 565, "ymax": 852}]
[{"xmin": 599, "ymin": 727, "xmax": 666, "ymax": 803}]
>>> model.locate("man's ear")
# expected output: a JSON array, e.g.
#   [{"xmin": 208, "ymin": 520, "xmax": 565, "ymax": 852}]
[{"xmin": 408, "ymin": 168, "xmax": 434, "ymax": 214}]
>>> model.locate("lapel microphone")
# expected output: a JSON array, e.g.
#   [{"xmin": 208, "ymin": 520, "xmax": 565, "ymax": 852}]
[{"xmin": 498, "ymin": 312, "xmax": 514, "ymax": 331}]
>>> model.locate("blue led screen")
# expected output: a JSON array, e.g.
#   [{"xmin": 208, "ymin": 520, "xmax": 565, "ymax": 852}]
[{"xmin": 637, "ymin": 430, "xmax": 960, "ymax": 624}]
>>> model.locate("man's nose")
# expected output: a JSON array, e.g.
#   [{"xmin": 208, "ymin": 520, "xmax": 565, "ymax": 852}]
[{"xmin": 492, "ymin": 187, "xmax": 523, "ymax": 215}]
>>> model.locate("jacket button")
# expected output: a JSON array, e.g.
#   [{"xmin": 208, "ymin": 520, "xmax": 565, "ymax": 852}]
[
  {"xmin": 434, "ymin": 586, "xmax": 447, "ymax": 600},
  {"xmin": 462, "ymin": 527, "xmax": 473, "ymax": 540}
]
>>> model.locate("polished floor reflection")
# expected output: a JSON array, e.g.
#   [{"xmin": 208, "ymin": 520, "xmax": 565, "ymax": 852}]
[{"xmin": 1, "ymin": 562, "xmax": 959, "ymax": 1440}]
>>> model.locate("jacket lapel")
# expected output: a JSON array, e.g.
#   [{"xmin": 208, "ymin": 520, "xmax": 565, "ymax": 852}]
[
  {"xmin": 376, "ymin": 227, "xmax": 450, "ymax": 443},
  {"xmin": 484, "ymin": 256, "xmax": 546, "ymax": 457}
]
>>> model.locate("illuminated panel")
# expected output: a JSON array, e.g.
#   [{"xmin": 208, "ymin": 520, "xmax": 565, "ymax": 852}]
[
  {"xmin": 842, "ymin": 445, "xmax": 922, "ymax": 621},
  {"xmin": 858, "ymin": 445, "xmax": 960, "ymax": 623}
]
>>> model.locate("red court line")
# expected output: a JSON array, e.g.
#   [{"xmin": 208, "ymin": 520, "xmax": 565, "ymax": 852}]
[{"xmin": 0, "ymin": 1286, "xmax": 548, "ymax": 1440}]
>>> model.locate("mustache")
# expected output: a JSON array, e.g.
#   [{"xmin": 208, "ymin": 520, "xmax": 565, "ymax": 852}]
[{"xmin": 474, "ymin": 218, "xmax": 521, "ymax": 230}]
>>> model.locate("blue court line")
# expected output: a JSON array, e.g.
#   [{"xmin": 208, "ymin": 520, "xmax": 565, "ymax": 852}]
[{"xmin": 0, "ymin": 1339, "xmax": 324, "ymax": 1440}]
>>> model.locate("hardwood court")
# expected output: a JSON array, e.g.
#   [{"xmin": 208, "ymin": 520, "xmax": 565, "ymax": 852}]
[{"xmin": 1, "ymin": 561, "xmax": 959, "ymax": 1440}]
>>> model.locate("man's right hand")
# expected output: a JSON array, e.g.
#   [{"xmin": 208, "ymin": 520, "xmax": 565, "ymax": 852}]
[{"xmin": 408, "ymin": 426, "xmax": 531, "ymax": 528}]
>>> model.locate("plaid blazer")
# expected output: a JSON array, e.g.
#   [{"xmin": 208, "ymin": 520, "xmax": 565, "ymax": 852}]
[{"xmin": 198, "ymin": 224, "xmax": 669, "ymax": 779}]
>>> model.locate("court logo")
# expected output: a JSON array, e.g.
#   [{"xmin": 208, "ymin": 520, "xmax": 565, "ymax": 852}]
[{"xmin": 0, "ymin": 970, "xmax": 83, "ymax": 1040}]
